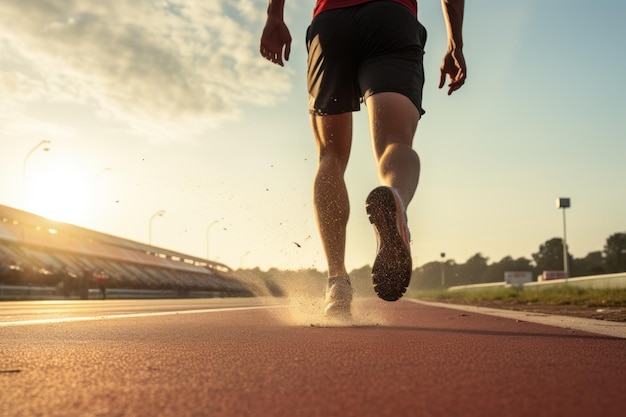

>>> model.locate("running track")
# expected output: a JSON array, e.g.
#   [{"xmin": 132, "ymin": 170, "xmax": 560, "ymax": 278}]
[{"xmin": 1, "ymin": 298, "xmax": 625, "ymax": 417}]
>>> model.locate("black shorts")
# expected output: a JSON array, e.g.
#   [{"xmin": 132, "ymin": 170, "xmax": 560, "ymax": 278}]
[{"xmin": 306, "ymin": 1, "xmax": 427, "ymax": 116}]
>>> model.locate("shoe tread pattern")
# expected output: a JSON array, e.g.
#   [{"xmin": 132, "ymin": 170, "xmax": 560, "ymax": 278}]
[{"xmin": 366, "ymin": 187, "xmax": 412, "ymax": 302}]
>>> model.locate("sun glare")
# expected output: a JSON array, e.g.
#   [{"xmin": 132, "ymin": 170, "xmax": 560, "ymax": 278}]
[{"xmin": 25, "ymin": 168, "xmax": 91, "ymax": 225}]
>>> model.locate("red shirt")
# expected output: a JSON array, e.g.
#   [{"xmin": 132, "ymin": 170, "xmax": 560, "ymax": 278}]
[{"xmin": 313, "ymin": 0, "xmax": 417, "ymax": 17}]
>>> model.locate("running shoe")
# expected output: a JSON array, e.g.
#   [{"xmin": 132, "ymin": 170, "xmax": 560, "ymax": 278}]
[
  {"xmin": 324, "ymin": 276, "xmax": 353, "ymax": 319},
  {"xmin": 366, "ymin": 186, "xmax": 412, "ymax": 301}
]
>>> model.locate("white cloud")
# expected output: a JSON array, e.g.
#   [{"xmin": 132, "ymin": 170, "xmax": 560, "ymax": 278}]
[{"xmin": 0, "ymin": 0, "xmax": 291, "ymax": 135}]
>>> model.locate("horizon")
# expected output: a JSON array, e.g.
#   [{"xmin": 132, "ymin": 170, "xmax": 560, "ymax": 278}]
[{"xmin": 1, "ymin": 201, "xmax": 621, "ymax": 273}]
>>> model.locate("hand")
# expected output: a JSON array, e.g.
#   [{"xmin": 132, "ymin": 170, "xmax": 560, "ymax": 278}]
[
  {"xmin": 439, "ymin": 48, "xmax": 466, "ymax": 95},
  {"xmin": 260, "ymin": 15, "xmax": 292, "ymax": 66}
]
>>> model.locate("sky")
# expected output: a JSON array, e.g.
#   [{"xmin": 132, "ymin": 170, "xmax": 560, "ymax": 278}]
[{"xmin": 1, "ymin": 0, "xmax": 625, "ymax": 272}]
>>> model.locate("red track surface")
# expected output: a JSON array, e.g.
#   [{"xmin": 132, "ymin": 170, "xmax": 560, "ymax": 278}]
[{"xmin": 2, "ymin": 298, "xmax": 625, "ymax": 417}]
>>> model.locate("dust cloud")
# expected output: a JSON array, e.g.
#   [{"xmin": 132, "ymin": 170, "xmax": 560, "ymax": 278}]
[{"xmin": 237, "ymin": 269, "xmax": 389, "ymax": 327}]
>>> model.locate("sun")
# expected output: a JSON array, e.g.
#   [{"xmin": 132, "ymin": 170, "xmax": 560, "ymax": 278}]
[{"xmin": 25, "ymin": 167, "xmax": 92, "ymax": 225}]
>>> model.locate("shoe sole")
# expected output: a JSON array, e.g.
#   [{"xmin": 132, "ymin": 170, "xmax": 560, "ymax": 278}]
[{"xmin": 366, "ymin": 187, "xmax": 412, "ymax": 302}]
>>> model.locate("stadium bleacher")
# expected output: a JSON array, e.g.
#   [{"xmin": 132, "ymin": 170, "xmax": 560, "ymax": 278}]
[{"xmin": 0, "ymin": 205, "xmax": 253, "ymax": 299}]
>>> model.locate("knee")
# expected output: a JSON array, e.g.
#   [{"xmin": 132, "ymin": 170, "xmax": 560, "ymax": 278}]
[{"xmin": 318, "ymin": 147, "xmax": 350, "ymax": 172}]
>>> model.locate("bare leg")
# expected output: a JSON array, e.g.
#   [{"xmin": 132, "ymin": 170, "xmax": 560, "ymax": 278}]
[
  {"xmin": 310, "ymin": 112, "xmax": 353, "ymax": 278},
  {"xmin": 366, "ymin": 92, "xmax": 421, "ymax": 208},
  {"xmin": 365, "ymin": 92, "xmax": 420, "ymax": 301}
]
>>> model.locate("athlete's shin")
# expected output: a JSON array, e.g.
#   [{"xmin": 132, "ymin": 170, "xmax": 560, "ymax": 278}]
[{"xmin": 313, "ymin": 156, "xmax": 350, "ymax": 277}]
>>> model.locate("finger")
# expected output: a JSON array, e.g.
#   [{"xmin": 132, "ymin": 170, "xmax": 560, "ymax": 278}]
[
  {"xmin": 438, "ymin": 68, "xmax": 446, "ymax": 89},
  {"xmin": 447, "ymin": 78, "xmax": 465, "ymax": 95},
  {"xmin": 454, "ymin": 67, "xmax": 466, "ymax": 84},
  {"xmin": 275, "ymin": 50, "xmax": 284, "ymax": 66},
  {"xmin": 446, "ymin": 67, "xmax": 466, "ymax": 94},
  {"xmin": 261, "ymin": 45, "xmax": 274, "ymax": 62},
  {"xmin": 448, "ymin": 81, "xmax": 461, "ymax": 95},
  {"xmin": 284, "ymin": 42, "xmax": 291, "ymax": 62},
  {"xmin": 260, "ymin": 47, "xmax": 283, "ymax": 66}
]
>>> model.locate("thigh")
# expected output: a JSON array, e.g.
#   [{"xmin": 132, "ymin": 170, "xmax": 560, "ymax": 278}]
[{"xmin": 366, "ymin": 92, "xmax": 420, "ymax": 160}]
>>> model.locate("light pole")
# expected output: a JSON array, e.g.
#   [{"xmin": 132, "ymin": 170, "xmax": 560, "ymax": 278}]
[
  {"xmin": 22, "ymin": 140, "xmax": 51, "ymax": 181},
  {"xmin": 206, "ymin": 219, "xmax": 219, "ymax": 260},
  {"xmin": 556, "ymin": 198, "xmax": 571, "ymax": 280},
  {"xmin": 440, "ymin": 252, "xmax": 446, "ymax": 288},
  {"xmin": 239, "ymin": 250, "xmax": 251, "ymax": 269},
  {"xmin": 149, "ymin": 210, "xmax": 166, "ymax": 245}
]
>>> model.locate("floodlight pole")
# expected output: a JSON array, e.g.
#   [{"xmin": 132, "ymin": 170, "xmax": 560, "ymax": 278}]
[
  {"xmin": 206, "ymin": 219, "xmax": 219, "ymax": 260},
  {"xmin": 562, "ymin": 208, "xmax": 568, "ymax": 278},
  {"xmin": 440, "ymin": 252, "xmax": 446, "ymax": 288},
  {"xmin": 149, "ymin": 210, "xmax": 166, "ymax": 245},
  {"xmin": 22, "ymin": 139, "xmax": 51, "ymax": 181},
  {"xmin": 556, "ymin": 198, "xmax": 570, "ymax": 281},
  {"xmin": 22, "ymin": 139, "xmax": 51, "ymax": 206}
]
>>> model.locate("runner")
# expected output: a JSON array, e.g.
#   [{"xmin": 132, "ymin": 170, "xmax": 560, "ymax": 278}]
[{"xmin": 260, "ymin": 0, "xmax": 467, "ymax": 319}]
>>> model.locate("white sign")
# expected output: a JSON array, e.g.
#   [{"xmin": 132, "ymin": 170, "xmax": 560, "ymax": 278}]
[
  {"xmin": 540, "ymin": 270, "xmax": 567, "ymax": 281},
  {"xmin": 504, "ymin": 271, "xmax": 533, "ymax": 285}
]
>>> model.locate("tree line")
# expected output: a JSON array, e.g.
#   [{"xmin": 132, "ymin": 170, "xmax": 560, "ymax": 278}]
[
  {"xmin": 410, "ymin": 232, "xmax": 626, "ymax": 290},
  {"xmin": 240, "ymin": 232, "xmax": 626, "ymax": 296}
]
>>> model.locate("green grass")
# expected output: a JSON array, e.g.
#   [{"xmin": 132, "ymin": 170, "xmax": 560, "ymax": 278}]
[{"xmin": 410, "ymin": 286, "xmax": 626, "ymax": 308}]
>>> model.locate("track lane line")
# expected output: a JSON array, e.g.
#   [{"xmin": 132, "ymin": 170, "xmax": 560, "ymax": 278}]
[{"xmin": 0, "ymin": 305, "xmax": 282, "ymax": 327}]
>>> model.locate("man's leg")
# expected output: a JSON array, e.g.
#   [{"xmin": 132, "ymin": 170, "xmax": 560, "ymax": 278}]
[
  {"xmin": 311, "ymin": 112, "xmax": 355, "ymax": 317},
  {"xmin": 311, "ymin": 112, "xmax": 353, "ymax": 278},
  {"xmin": 366, "ymin": 92, "xmax": 421, "ymax": 206},
  {"xmin": 365, "ymin": 92, "xmax": 420, "ymax": 301}
]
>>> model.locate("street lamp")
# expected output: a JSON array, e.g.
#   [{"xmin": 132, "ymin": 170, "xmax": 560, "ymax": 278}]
[
  {"xmin": 22, "ymin": 139, "xmax": 51, "ymax": 181},
  {"xmin": 149, "ymin": 210, "xmax": 166, "ymax": 245},
  {"xmin": 556, "ymin": 198, "xmax": 571, "ymax": 280},
  {"xmin": 22, "ymin": 139, "xmax": 50, "ymax": 181},
  {"xmin": 239, "ymin": 250, "xmax": 251, "ymax": 269},
  {"xmin": 206, "ymin": 219, "xmax": 219, "ymax": 260},
  {"xmin": 22, "ymin": 139, "xmax": 51, "ymax": 208},
  {"xmin": 440, "ymin": 252, "xmax": 446, "ymax": 288}
]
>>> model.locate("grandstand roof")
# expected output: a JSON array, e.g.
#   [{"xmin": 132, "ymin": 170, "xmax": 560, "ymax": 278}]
[{"xmin": 0, "ymin": 204, "xmax": 232, "ymax": 273}]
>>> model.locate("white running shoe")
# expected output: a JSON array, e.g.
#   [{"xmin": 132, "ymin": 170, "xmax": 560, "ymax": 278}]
[{"xmin": 324, "ymin": 276, "xmax": 353, "ymax": 319}]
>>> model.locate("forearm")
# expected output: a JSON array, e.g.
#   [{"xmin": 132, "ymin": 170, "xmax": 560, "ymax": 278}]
[
  {"xmin": 441, "ymin": 0, "xmax": 464, "ymax": 51},
  {"xmin": 267, "ymin": 0, "xmax": 286, "ymax": 20}
]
